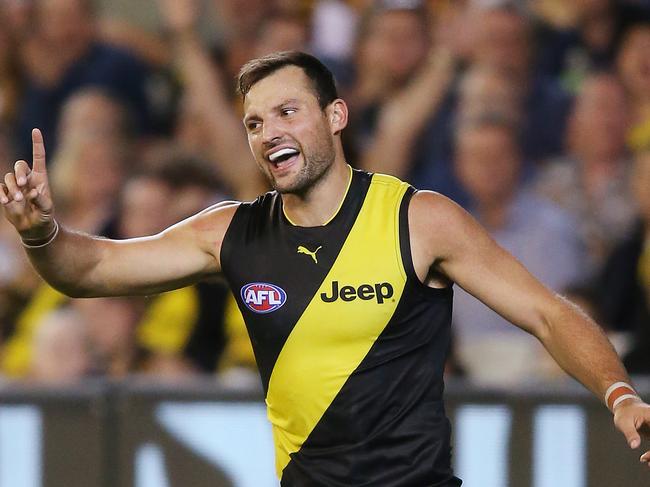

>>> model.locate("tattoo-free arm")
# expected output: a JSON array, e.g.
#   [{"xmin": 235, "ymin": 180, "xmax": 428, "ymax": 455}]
[
  {"xmin": 409, "ymin": 191, "xmax": 650, "ymax": 462},
  {"xmin": 24, "ymin": 202, "xmax": 238, "ymax": 298}
]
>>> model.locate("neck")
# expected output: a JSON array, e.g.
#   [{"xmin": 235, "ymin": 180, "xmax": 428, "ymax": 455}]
[
  {"xmin": 476, "ymin": 191, "xmax": 515, "ymax": 230},
  {"xmin": 282, "ymin": 159, "xmax": 352, "ymax": 227},
  {"xmin": 580, "ymin": 156, "xmax": 620, "ymax": 196}
]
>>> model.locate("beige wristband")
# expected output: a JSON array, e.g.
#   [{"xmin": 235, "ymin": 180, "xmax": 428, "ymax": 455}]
[{"xmin": 21, "ymin": 220, "xmax": 59, "ymax": 249}]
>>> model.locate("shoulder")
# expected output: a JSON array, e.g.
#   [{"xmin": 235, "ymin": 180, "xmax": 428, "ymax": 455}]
[
  {"xmin": 409, "ymin": 190, "xmax": 469, "ymax": 230},
  {"xmin": 196, "ymin": 200, "xmax": 242, "ymax": 218},
  {"xmin": 407, "ymin": 190, "xmax": 482, "ymax": 263},
  {"xmin": 167, "ymin": 200, "xmax": 241, "ymax": 250}
]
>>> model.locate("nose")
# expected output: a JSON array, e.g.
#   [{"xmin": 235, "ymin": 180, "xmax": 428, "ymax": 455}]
[{"xmin": 262, "ymin": 121, "xmax": 283, "ymax": 146}]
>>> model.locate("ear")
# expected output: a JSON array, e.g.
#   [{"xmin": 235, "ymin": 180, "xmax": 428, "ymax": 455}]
[{"xmin": 327, "ymin": 99, "xmax": 348, "ymax": 135}]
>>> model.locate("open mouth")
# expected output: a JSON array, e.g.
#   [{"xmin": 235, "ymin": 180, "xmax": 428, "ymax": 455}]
[{"xmin": 267, "ymin": 147, "xmax": 301, "ymax": 169}]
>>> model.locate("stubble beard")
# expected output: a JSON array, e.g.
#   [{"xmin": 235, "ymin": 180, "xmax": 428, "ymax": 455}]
[{"xmin": 272, "ymin": 136, "xmax": 335, "ymax": 196}]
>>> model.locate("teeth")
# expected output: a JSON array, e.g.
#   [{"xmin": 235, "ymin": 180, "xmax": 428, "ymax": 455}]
[{"xmin": 268, "ymin": 148, "xmax": 299, "ymax": 162}]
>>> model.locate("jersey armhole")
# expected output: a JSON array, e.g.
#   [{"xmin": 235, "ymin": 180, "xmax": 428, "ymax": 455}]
[
  {"xmin": 219, "ymin": 203, "xmax": 246, "ymax": 278},
  {"xmin": 399, "ymin": 187, "xmax": 452, "ymax": 295}
]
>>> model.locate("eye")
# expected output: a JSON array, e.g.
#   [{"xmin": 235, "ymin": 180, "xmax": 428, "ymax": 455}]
[
  {"xmin": 281, "ymin": 108, "xmax": 296, "ymax": 116},
  {"xmin": 246, "ymin": 121, "xmax": 261, "ymax": 132}
]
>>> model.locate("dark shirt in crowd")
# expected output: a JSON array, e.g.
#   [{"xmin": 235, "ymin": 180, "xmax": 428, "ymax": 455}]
[
  {"xmin": 598, "ymin": 224, "xmax": 650, "ymax": 374},
  {"xmin": 16, "ymin": 42, "xmax": 153, "ymax": 159}
]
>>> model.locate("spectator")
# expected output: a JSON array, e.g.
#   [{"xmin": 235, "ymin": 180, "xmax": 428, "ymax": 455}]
[
  {"xmin": 159, "ymin": 0, "xmax": 267, "ymax": 200},
  {"xmin": 535, "ymin": 73, "xmax": 636, "ymax": 271},
  {"xmin": 598, "ymin": 149, "xmax": 650, "ymax": 373},
  {"xmin": 358, "ymin": 0, "xmax": 570, "ymax": 204},
  {"xmin": 29, "ymin": 307, "xmax": 92, "ymax": 384},
  {"xmin": 113, "ymin": 149, "xmax": 255, "ymax": 378},
  {"xmin": 0, "ymin": 6, "xmax": 21, "ymax": 127},
  {"xmin": 15, "ymin": 0, "xmax": 153, "ymax": 159},
  {"xmin": 456, "ymin": 64, "xmax": 524, "ymax": 126},
  {"xmin": 350, "ymin": 0, "xmax": 433, "ymax": 126},
  {"xmin": 0, "ymin": 147, "xmax": 253, "ymax": 382},
  {"xmin": 469, "ymin": 1, "xmax": 573, "ymax": 162},
  {"xmin": 451, "ymin": 114, "xmax": 586, "ymax": 385},
  {"xmin": 535, "ymin": 0, "xmax": 623, "ymax": 91},
  {"xmin": 616, "ymin": 8, "xmax": 650, "ymax": 152},
  {"xmin": 56, "ymin": 88, "xmax": 135, "ymax": 146},
  {"xmin": 212, "ymin": 0, "xmax": 273, "ymax": 82},
  {"xmin": 254, "ymin": 10, "xmax": 311, "ymax": 58},
  {"xmin": 354, "ymin": 0, "xmax": 459, "ymax": 196},
  {"xmin": 72, "ymin": 297, "xmax": 145, "ymax": 378},
  {"xmin": 49, "ymin": 134, "xmax": 129, "ymax": 233},
  {"xmin": 311, "ymin": 0, "xmax": 359, "ymax": 81}
]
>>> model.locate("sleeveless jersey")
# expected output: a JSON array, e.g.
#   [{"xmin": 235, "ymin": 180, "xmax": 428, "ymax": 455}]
[{"xmin": 220, "ymin": 169, "xmax": 461, "ymax": 486}]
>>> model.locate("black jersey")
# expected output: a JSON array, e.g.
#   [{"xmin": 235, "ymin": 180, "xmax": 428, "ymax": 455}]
[{"xmin": 220, "ymin": 168, "xmax": 461, "ymax": 486}]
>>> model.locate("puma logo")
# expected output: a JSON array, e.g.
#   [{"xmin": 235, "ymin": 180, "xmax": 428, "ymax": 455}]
[{"xmin": 297, "ymin": 245, "xmax": 322, "ymax": 264}]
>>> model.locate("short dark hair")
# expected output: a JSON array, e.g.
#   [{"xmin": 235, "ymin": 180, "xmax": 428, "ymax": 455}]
[
  {"xmin": 237, "ymin": 51, "xmax": 338, "ymax": 109},
  {"xmin": 613, "ymin": 5, "xmax": 650, "ymax": 59}
]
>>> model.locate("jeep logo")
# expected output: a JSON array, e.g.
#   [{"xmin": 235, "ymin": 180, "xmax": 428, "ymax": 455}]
[{"xmin": 320, "ymin": 281, "xmax": 394, "ymax": 304}]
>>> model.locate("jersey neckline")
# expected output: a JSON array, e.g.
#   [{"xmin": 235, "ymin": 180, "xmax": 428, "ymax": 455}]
[{"xmin": 281, "ymin": 165, "xmax": 354, "ymax": 228}]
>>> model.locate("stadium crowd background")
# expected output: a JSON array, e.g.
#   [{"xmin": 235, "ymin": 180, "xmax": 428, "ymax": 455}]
[{"xmin": 0, "ymin": 0, "xmax": 649, "ymax": 390}]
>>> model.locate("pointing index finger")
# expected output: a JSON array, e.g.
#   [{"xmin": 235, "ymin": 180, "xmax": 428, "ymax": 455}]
[{"xmin": 31, "ymin": 128, "xmax": 47, "ymax": 173}]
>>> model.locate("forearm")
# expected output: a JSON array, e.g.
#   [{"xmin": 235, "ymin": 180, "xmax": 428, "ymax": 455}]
[
  {"xmin": 23, "ymin": 222, "xmax": 210, "ymax": 298},
  {"xmin": 538, "ymin": 296, "xmax": 631, "ymax": 406},
  {"xmin": 22, "ymin": 222, "xmax": 108, "ymax": 298},
  {"xmin": 362, "ymin": 50, "xmax": 454, "ymax": 177}
]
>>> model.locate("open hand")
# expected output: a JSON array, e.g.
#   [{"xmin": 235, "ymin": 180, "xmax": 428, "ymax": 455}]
[
  {"xmin": 0, "ymin": 129, "xmax": 55, "ymax": 240},
  {"xmin": 613, "ymin": 398, "xmax": 650, "ymax": 467}
]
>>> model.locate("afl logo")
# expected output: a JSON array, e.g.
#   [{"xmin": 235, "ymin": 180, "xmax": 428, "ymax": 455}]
[{"xmin": 241, "ymin": 283, "xmax": 287, "ymax": 314}]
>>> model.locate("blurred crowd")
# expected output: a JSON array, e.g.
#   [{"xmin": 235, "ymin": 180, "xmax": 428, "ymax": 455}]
[{"xmin": 0, "ymin": 0, "xmax": 649, "ymax": 389}]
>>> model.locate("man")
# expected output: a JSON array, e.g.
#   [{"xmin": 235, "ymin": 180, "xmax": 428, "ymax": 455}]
[
  {"xmin": 16, "ymin": 0, "xmax": 152, "ymax": 159},
  {"xmin": 1, "ymin": 51, "xmax": 649, "ymax": 486}
]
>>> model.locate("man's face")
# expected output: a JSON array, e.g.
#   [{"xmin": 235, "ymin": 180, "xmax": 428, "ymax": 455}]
[
  {"xmin": 243, "ymin": 66, "xmax": 336, "ymax": 195},
  {"xmin": 458, "ymin": 67, "xmax": 523, "ymax": 123},
  {"xmin": 569, "ymin": 75, "xmax": 628, "ymax": 159},
  {"xmin": 360, "ymin": 10, "xmax": 430, "ymax": 87},
  {"xmin": 473, "ymin": 10, "xmax": 531, "ymax": 76},
  {"xmin": 456, "ymin": 125, "xmax": 521, "ymax": 204},
  {"xmin": 617, "ymin": 26, "xmax": 650, "ymax": 100}
]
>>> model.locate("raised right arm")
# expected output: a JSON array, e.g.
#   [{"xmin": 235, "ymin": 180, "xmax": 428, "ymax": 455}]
[
  {"xmin": 158, "ymin": 0, "xmax": 266, "ymax": 200},
  {"xmin": 1, "ymin": 129, "xmax": 239, "ymax": 298}
]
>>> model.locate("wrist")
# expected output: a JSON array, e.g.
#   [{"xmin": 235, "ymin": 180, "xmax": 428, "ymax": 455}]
[
  {"xmin": 605, "ymin": 381, "xmax": 640, "ymax": 412},
  {"xmin": 20, "ymin": 219, "xmax": 59, "ymax": 249}
]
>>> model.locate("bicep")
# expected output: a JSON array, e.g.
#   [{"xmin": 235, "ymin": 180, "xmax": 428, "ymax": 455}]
[
  {"xmin": 84, "ymin": 203, "xmax": 237, "ymax": 297},
  {"xmin": 411, "ymin": 192, "xmax": 558, "ymax": 336}
]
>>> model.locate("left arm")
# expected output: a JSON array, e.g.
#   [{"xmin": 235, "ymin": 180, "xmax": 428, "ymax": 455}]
[{"xmin": 409, "ymin": 191, "xmax": 650, "ymax": 464}]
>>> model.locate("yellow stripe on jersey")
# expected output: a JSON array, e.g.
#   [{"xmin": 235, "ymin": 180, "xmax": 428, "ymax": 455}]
[
  {"xmin": 137, "ymin": 287, "xmax": 199, "ymax": 354},
  {"xmin": 265, "ymin": 174, "xmax": 410, "ymax": 476},
  {"xmin": 1, "ymin": 284, "xmax": 67, "ymax": 377}
]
